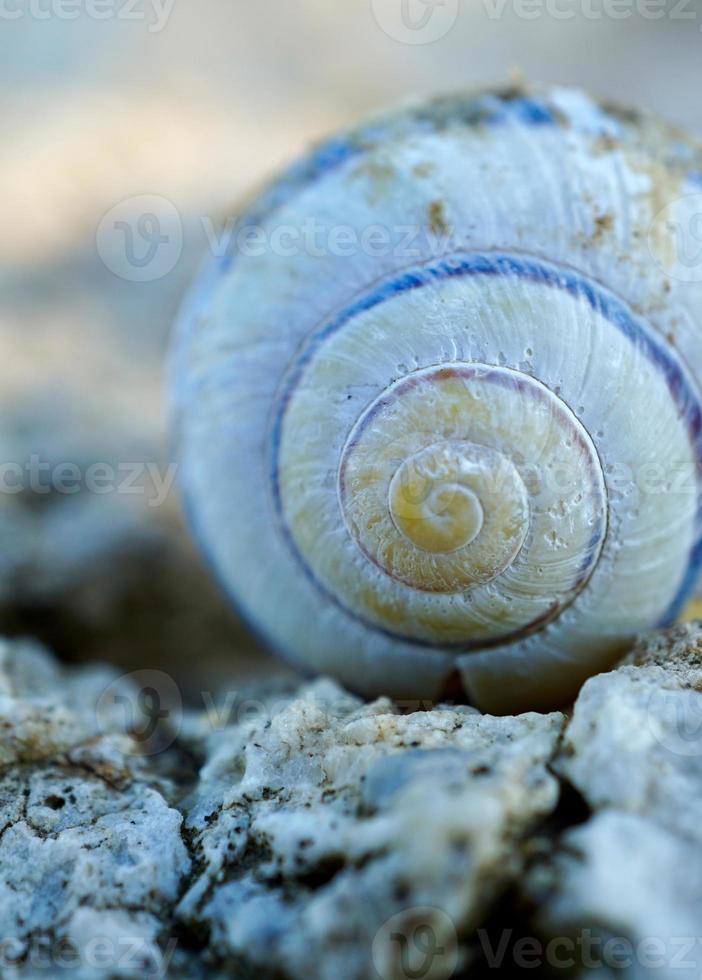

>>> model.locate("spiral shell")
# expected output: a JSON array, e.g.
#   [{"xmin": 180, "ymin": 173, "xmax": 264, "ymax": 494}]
[{"xmin": 172, "ymin": 86, "xmax": 702, "ymax": 713}]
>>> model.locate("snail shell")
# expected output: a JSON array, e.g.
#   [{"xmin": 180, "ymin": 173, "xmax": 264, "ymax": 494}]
[{"xmin": 171, "ymin": 86, "xmax": 702, "ymax": 714}]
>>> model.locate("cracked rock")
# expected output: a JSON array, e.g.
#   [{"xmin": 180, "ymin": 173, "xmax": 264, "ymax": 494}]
[
  {"xmin": 1, "ymin": 625, "xmax": 702, "ymax": 979},
  {"xmin": 176, "ymin": 681, "xmax": 563, "ymax": 979},
  {"xmin": 0, "ymin": 640, "xmax": 564, "ymax": 979},
  {"xmin": 530, "ymin": 623, "xmax": 702, "ymax": 979},
  {"xmin": 0, "ymin": 640, "xmax": 190, "ymax": 980},
  {"xmin": 0, "ymin": 638, "xmax": 137, "ymax": 768}
]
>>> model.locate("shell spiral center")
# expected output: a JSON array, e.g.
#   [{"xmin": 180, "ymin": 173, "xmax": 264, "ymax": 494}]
[
  {"xmin": 359, "ymin": 439, "xmax": 531, "ymax": 590},
  {"xmin": 389, "ymin": 445, "xmax": 488, "ymax": 555}
]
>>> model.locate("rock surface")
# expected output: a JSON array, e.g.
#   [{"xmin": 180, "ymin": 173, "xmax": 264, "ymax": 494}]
[
  {"xmin": 528, "ymin": 623, "xmax": 702, "ymax": 980},
  {"xmin": 0, "ymin": 625, "xmax": 701, "ymax": 978}
]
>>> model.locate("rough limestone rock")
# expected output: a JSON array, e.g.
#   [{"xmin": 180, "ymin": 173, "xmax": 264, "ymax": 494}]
[
  {"xmin": 177, "ymin": 682, "xmax": 563, "ymax": 979},
  {"xmin": 0, "ymin": 625, "xmax": 701, "ymax": 978},
  {"xmin": 0, "ymin": 639, "xmax": 190, "ymax": 979},
  {"xmin": 529, "ymin": 623, "xmax": 702, "ymax": 980}
]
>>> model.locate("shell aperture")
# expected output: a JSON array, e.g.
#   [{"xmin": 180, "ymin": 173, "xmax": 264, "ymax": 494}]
[{"xmin": 172, "ymin": 88, "xmax": 702, "ymax": 712}]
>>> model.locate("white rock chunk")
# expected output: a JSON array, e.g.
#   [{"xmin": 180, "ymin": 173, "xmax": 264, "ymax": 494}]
[
  {"xmin": 0, "ymin": 641, "xmax": 189, "ymax": 979},
  {"xmin": 177, "ymin": 680, "xmax": 564, "ymax": 979},
  {"xmin": 3, "ymin": 625, "xmax": 702, "ymax": 979},
  {"xmin": 533, "ymin": 623, "xmax": 702, "ymax": 979}
]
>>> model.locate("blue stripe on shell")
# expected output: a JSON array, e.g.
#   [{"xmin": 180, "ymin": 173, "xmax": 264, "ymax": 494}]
[
  {"xmin": 211, "ymin": 90, "xmax": 619, "ymax": 276},
  {"xmin": 170, "ymin": 92, "xmax": 702, "ymax": 663},
  {"xmin": 269, "ymin": 252, "xmax": 702, "ymax": 640}
]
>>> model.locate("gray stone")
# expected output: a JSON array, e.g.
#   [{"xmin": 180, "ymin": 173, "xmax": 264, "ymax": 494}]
[
  {"xmin": 533, "ymin": 811, "xmax": 702, "ymax": 980},
  {"xmin": 0, "ymin": 640, "xmax": 190, "ymax": 979},
  {"xmin": 531, "ymin": 623, "xmax": 702, "ymax": 979},
  {"xmin": 177, "ymin": 681, "xmax": 563, "ymax": 979},
  {"xmin": 0, "ymin": 641, "xmax": 564, "ymax": 979},
  {"xmin": 556, "ymin": 623, "xmax": 702, "ymax": 842},
  {"xmin": 2, "ymin": 625, "xmax": 702, "ymax": 978}
]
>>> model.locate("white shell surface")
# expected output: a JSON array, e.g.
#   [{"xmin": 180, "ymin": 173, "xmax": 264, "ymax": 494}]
[{"xmin": 172, "ymin": 87, "xmax": 702, "ymax": 712}]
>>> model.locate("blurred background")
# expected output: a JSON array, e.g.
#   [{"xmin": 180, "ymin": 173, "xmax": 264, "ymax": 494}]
[{"xmin": 2, "ymin": 0, "xmax": 701, "ymax": 699}]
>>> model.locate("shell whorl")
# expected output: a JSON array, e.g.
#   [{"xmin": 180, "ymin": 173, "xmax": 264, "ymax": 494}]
[
  {"xmin": 173, "ymin": 87, "xmax": 702, "ymax": 712},
  {"xmin": 280, "ymin": 353, "xmax": 607, "ymax": 648}
]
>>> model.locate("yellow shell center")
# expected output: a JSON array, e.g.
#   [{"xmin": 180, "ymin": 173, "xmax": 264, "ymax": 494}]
[{"xmin": 389, "ymin": 457, "xmax": 485, "ymax": 555}]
